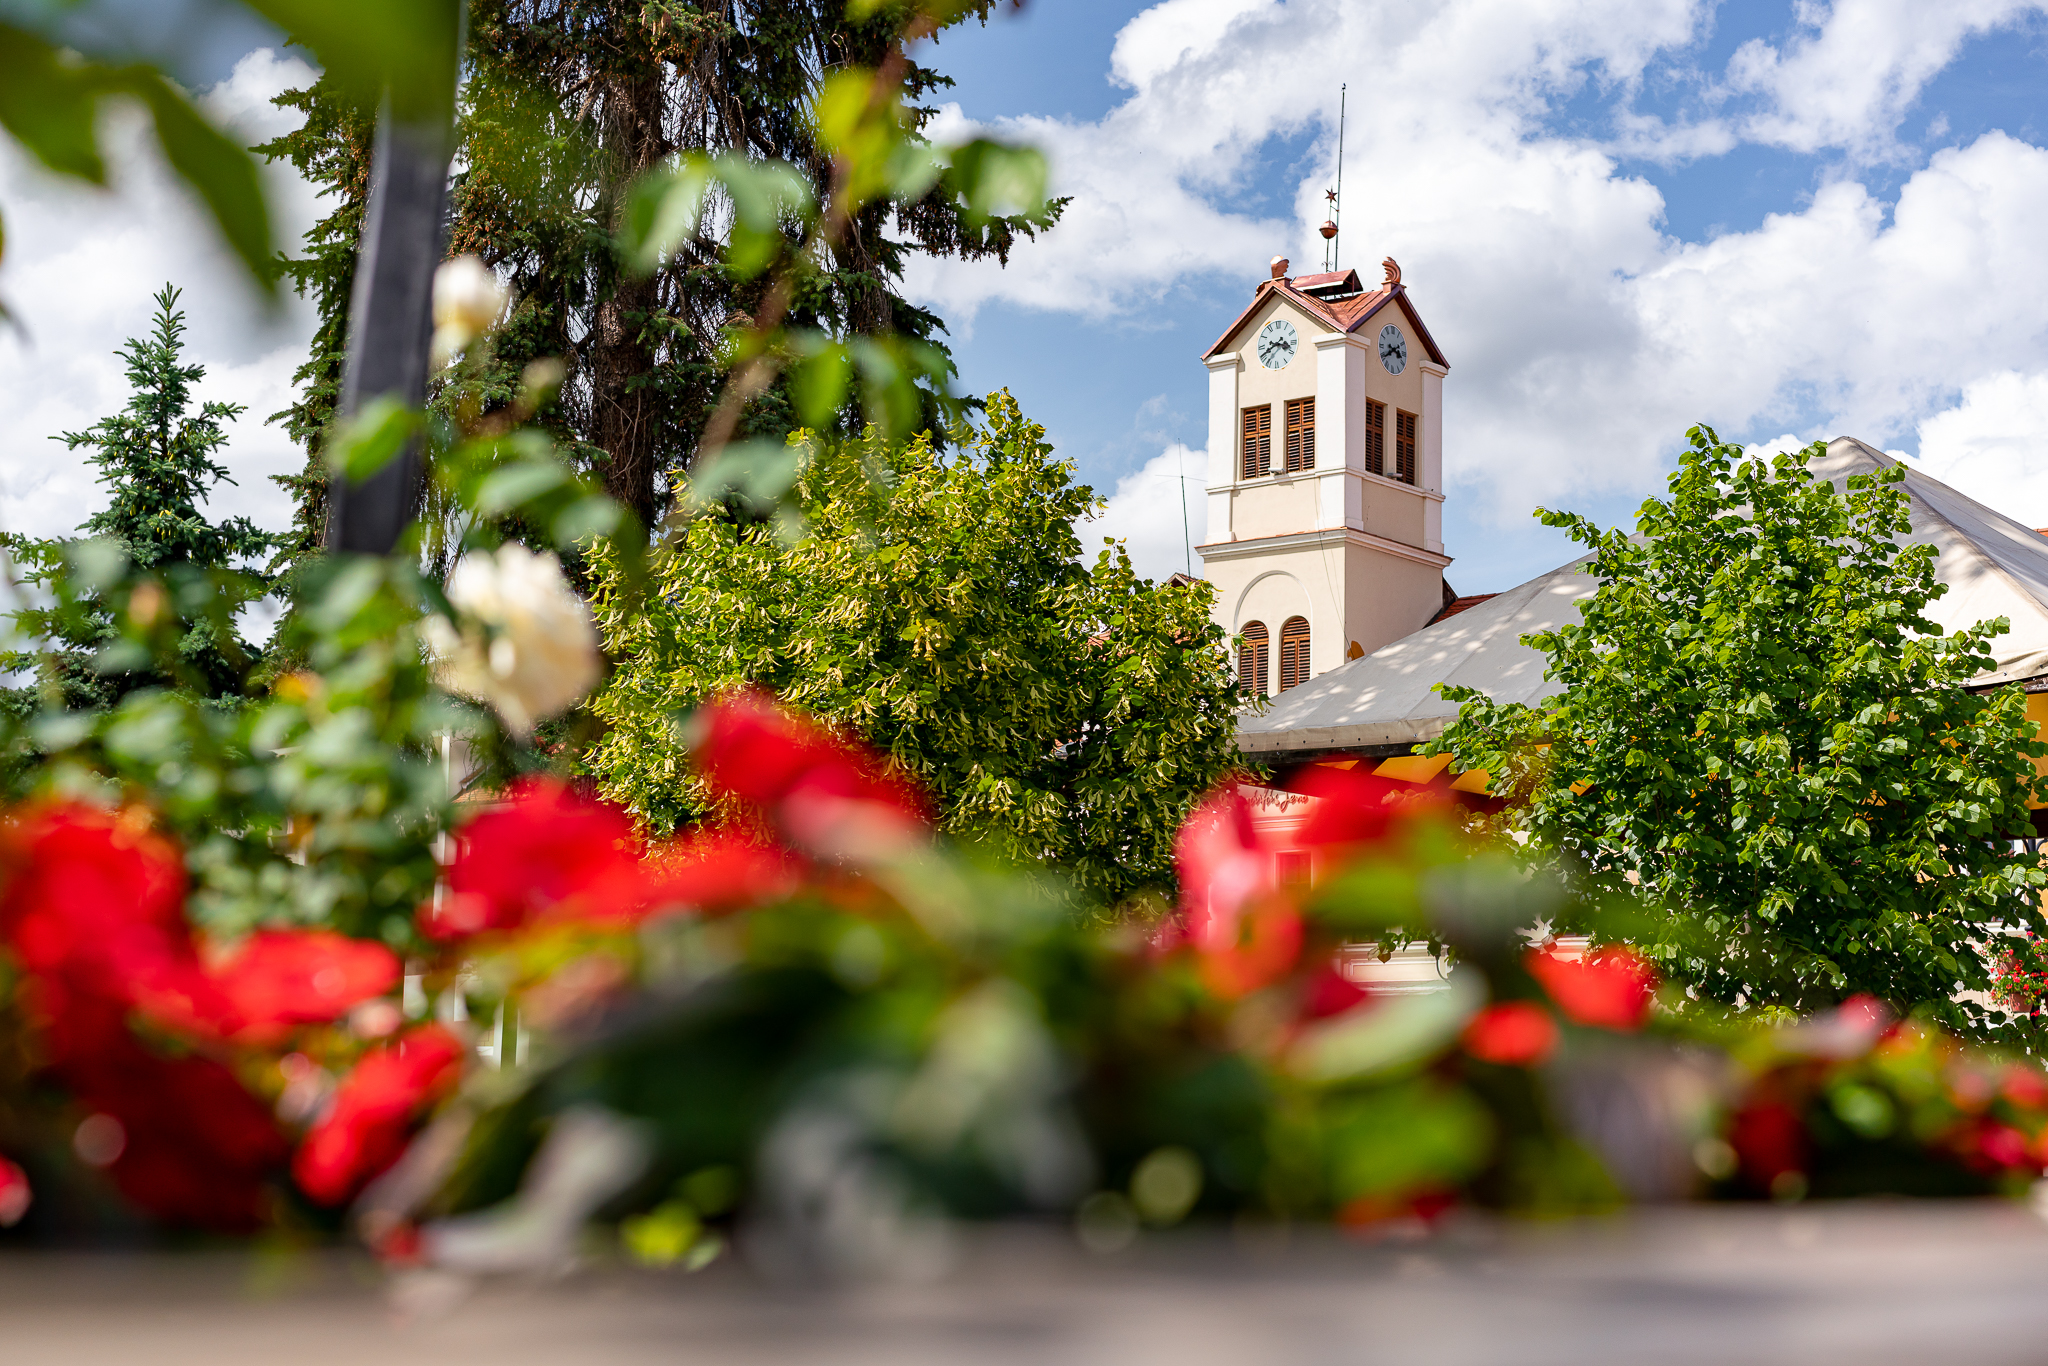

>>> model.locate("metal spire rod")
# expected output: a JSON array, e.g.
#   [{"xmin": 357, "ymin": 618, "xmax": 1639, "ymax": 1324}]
[{"xmin": 1330, "ymin": 84, "xmax": 1346, "ymax": 272}]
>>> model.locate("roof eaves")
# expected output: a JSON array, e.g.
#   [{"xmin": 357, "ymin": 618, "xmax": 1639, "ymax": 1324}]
[{"xmin": 1201, "ymin": 280, "xmax": 1282, "ymax": 361}]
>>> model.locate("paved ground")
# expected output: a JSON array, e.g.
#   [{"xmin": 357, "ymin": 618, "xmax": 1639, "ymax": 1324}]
[{"xmin": 8, "ymin": 1202, "xmax": 2048, "ymax": 1364}]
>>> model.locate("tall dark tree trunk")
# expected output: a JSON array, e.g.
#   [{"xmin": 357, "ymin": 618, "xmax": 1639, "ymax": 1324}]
[{"xmin": 591, "ymin": 69, "xmax": 669, "ymax": 527}]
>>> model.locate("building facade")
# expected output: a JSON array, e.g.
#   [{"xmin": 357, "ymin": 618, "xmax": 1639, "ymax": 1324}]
[{"xmin": 1196, "ymin": 256, "xmax": 1452, "ymax": 698}]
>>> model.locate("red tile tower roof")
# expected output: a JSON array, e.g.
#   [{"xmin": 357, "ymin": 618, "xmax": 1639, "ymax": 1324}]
[{"xmin": 1202, "ymin": 260, "xmax": 1450, "ymax": 369}]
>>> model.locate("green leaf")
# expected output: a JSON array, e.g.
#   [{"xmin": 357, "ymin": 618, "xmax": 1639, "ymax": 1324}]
[
  {"xmin": 623, "ymin": 158, "xmax": 712, "ymax": 273},
  {"xmin": 131, "ymin": 75, "xmax": 275, "ymax": 291},
  {"xmin": 945, "ymin": 138, "xmax": 1053, "ymax": 227},
  {"xmin": 0, "ymin": 24, "xmax": 105, "ymax": 182},
  {"xmin": 474, "ymin": 461, "xmax": 572, "ymax": 516},
  {"xmin": 711, "ymin": 153, "xmax": 814, "ymax": 279},
  {"xmin": 327, "ymin": 397, "xmax": 420, "ymax": 482},
  {"xmin": 238, "ymin": 0, "xmax": 460, "ymax": 121}
]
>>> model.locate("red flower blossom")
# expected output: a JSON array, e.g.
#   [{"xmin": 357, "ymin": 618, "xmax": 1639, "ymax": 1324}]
[
  {"xmin": 1525, "ymin": 945, "xmax": 1657, "ymax": 1031},
  {"xmin": 623, "ymin": 827, "xmax": 804, "ymax": 922},
  {"xmin": 427, "ymin": 778, "xmax": 642, "ymax": 939},
  {"xmin": 1175, "ymin": 790, "xmax": 1271, "ymax": 933},
  {"xmin": 209, "ymin": 931, "xmax": 401, "ymax": 1041},
  {"xmin": 1727, "ymin": 1100, "xmax": 1806, "ymax": 1192},
  {"xmin": 1289, "ymin": 765, "xmax": 1440, "ymax": 849},
  {"xmin": 1198, "ymin": 900, "xmax": 1304, "ymax": 999},
  {"xmin": 692, "ymin": 691, "xmax": 929, "ymax": 851},
  {"xmin": 1176, "ymin": 790, "xmax": 1304, "ymax": 997},
  {"xmin": 1299, "ymin": 963, "xmax": 1373, "ymax": 1021},
  {"xmin": 1337, "ymin": 1187, "xmax": 1458, "ymax": 1231},
  {"xmin": 1462, "ymin": 1001, "xmax": 1560, "ymax": 1067},
  {"xmin": 0, "ymin": 802, "xmax": 195, "ymax": 1005},
  {"xmin": 1959, "ymin": 1119, "xmax": 2036, "ymax": 1175},
  {"xmin": 2001, "ymin": 1064, "xmax": 2048, "ymax": 1111},
  {"xmin": 0, "ymin": 1157, "xmax": 29, "ymax": 1227},
  {"xmin": 42, "ymin": 992, "xmax": 287, "ymax": 1230},
  {"xmin": 294, "ymin": 1024, "xmax": 467, "ymax": 1207}
]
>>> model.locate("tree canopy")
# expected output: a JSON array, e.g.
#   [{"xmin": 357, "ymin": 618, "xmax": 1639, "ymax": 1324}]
[
  {"xmin": 1426, "ymin": 427, "xmax": 2048, "ymax": 1032},
  {"xmin": 585, "ymin": 391, "xmax": 1244, "ymax": 902}
]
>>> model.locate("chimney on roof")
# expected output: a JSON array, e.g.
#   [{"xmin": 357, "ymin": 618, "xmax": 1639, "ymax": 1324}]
[{"xmin": 1269, "ymin": 256, "xmax": 1289, "ymax": 280}]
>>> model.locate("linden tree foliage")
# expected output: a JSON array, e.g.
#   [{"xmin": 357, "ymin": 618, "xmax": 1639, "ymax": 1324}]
[
  {"xmin": 585, "ymin": 391, "xmax": 1244, "ymax": 903},
  {"xmin": 1426, "ymin": 428, "xmax": 2048, "ymax": 1033}
]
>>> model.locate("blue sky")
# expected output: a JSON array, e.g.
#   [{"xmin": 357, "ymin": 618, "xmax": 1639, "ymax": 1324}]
[
  {"xmin": 7, "ymin": 0, "xmax": 2048, "ymax": 600},
  {"xmin": 902, "ymin": 0, "xmax": 2048, "ymax": 592}
]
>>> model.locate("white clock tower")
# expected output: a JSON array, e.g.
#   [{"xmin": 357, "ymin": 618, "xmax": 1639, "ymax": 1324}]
[{"xmin": 1195, "ymin": 255, "xmax": 1451, "ymax": 698}]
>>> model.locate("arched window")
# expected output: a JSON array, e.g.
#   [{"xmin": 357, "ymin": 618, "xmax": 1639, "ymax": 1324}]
[
  {"xmin": 1238, "ymin": 621, "xmax": 1269, "ymax": 696},
  {"xmin": 1278, "ymin": 616, "xmax": 1311, "ymax": 692}
]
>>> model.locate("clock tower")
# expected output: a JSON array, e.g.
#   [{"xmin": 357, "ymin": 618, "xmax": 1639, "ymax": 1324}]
[{"xmin": 1195, "ymin": 255, "xmax": 1450, "ymax": 699}]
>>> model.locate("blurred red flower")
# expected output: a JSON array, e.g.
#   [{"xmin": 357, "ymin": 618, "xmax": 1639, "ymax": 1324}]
[
  {"xmin": 1728, "ymin": 1100, "xmax": 1806, "ymax": 1192},
  {"xmin": 294, "ymin": 1024, "xmax": 466, "ymax": 1207},
  {"xmin": 42, "ymin": 992, "xmax": 287, "ymax": 1230},
  {"xmin": 1176, "ymin": 790, "xmax": 1303, "ymax": 997},
  {"xmin": 1462, "ymin": 1001, "xmax": 1560, "ymax": 1067},
  {"xmin": 0, "ymin": 1156, "xmax": 30, "ymax": 1227},
  {"xmin": 1298, "ymin": 963, "xmax": 1373, "ymax": 1021},
  {"xmin": 0, "ymin": 802, "xmax": 194, "ymax": 1005},
  {"xmin": 1289, "ymin": 765, "xmax": 1444, "ymax": 849},
  {"xmin": 1525, "ymin": 945, "xmax": 1656, "ymax": 1031},
  {"xmin": 2001, "ymin": 1064, "xmax": 2048, "ymax": 1111},
  {"xmin": 692, "ymin": 691, "xmax": 929, "ymax": 850},
  {"xmin": 209, "ymin": 931, "xmax": 401, "ymax": 1041},
  {"xmin": 1955, "ymin": 1118, "xmax": 2036, "ymax": 1176},
  {"xmin": 625, "ymin": 827, "xmax": 804, "ymax": 921},
  {"xmin": 427, "ymin": 778, "xmax": 642, "ymax": 939}
]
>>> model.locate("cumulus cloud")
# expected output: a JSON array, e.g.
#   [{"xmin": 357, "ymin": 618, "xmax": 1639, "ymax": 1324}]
[
  {"xmin": 1723, "ymin": 0, "xmax": 2044, "ymax": 158},
  {"xmin": 904, "ymin": 0, "xmax": 2048, "ymax": 537},
  {"xmin": 0, "ymin": 49, "xmax": 320, "ymax": 547},
  {"xmin": 1912, "ymin": 370, "xmax": 2048, "ymax": 529},
  {"xmin": 1084, "ymin": 443, "xmax": 1207, "ymax": 583}
]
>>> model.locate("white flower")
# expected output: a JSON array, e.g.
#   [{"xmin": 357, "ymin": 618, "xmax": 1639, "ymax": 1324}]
[
  {"xmin": 425, "ymin": 544, "xmax": 601, "ymax": 737},
  {"xmin": 430, "ymin": 255, "xmax": 511, "ymax": 368}
]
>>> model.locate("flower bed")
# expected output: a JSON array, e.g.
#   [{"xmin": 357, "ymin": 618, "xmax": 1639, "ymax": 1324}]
[{"xmin": 0, "ymin": 692, "xmax": 2043, "ymax": 1266}]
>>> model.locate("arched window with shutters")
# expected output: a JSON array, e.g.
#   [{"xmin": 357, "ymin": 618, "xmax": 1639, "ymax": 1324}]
[
  {"xmin": 1238, "ymin": 621, "xmax": 1269, "ymax": 696},
  {"xmin": 1278, "ymin": 615, "xmax": 1311, "ymax": 692}
]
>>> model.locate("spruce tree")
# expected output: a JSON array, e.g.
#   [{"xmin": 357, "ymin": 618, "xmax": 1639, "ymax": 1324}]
[{"xmin": 3, "ymin": 285, "xmax": 275, "ymax": 710}]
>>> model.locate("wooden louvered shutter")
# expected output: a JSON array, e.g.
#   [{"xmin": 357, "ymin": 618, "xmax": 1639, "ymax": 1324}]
[
  {"xmin": 1395, "ymin": 409, "xmax": 1417, "ymax": 485},
  {"xmin": 1240, "ymin": 405, "xmax": 1272, "ymax": 478},
  {"xmin": 1284, "ymin": 397, "xmax": 1315, "ymax": 472},
  {"xmin": 1365, "ymin": 400, "xmax": 1386, "ymax": 477},
  {"xmin": 1238, "ymin": 620, "xmax": 1269, "ymax": 695},
  {"xmin": 1278, "ymin": 616, "xmax": 1310, "ymax": 692}
]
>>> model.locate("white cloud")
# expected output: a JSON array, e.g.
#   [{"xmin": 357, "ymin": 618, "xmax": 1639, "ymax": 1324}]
[
  {"xmin": 1913, "ymin": 370, "xmax": 2048, "ymax": 529},
  {"xmin": 1724, "ymin": 0, "xmax": 2044, "ymax": 158},
  {"xmin": 905, "ymin": 0, "xmax": 2048, "ymax": 539},
  {"xmin": 0, "ymin": 49, "xmax": 321, "ymax": 548},
  {"xmin": 1084, "ymin": 443, "xmax": 1207, "ymax": 583}
]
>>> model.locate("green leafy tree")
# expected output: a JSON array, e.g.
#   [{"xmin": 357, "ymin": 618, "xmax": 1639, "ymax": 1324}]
[
  {"xmin": 1426, "ymin": 428, "xmax": 2048, "ymax": 1031},
  {"xmin": 586, "ymin": 391, "xmax": 1243, "ymax": 902},
  {"xmin": 4, "ymin": 286, "xmax": 275, "ymax": 710}
]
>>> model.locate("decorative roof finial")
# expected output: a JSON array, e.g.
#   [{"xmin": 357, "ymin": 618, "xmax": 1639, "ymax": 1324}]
[
  {"xmin": 1382, "ymin": 257, "xmax": 1402, "ymax": 287},
  {"xmin": 1269, "ymin": 256, "xmax": 1289, "ymax": 280}
]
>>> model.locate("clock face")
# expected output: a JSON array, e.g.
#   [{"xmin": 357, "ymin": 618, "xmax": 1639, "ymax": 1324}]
[
  {"xmin": 1378, "ymin": 324, "xmax": 1408, "ymax": 375},
  {"xmin": 1256, "ymin": 319, "xmax": 1299, "ymax": 370}
]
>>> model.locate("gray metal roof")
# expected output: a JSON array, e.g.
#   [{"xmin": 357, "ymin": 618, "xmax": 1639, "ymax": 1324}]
[{"xmin": 1237, "ymin": 437, "xmax": 2048, "ymax": 755}]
